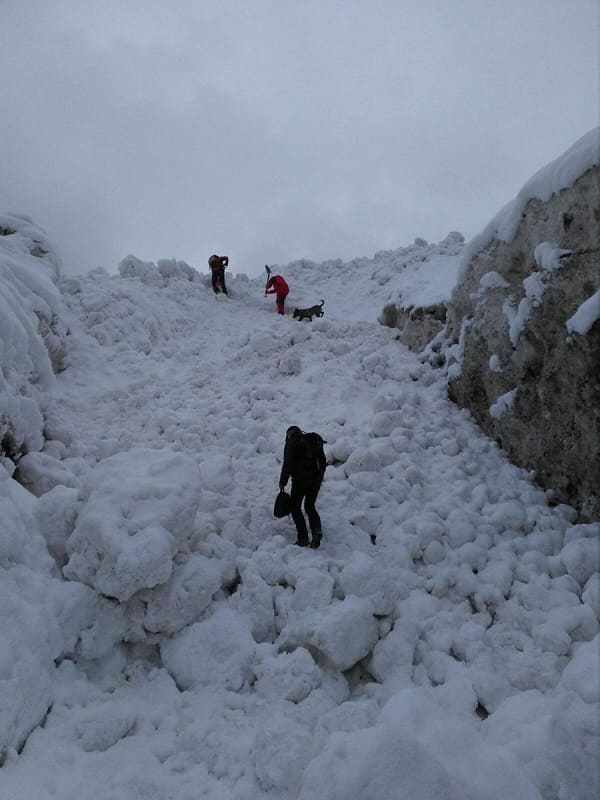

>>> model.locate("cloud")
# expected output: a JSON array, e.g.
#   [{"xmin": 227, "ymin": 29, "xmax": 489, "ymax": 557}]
[{"xmin": 1, "ymin": 0, "xmax": 598, "ymax": 275}]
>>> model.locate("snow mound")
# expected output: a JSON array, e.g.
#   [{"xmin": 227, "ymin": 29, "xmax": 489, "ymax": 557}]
[
  {"xmin": 0, "ymin": 213, "xmax": 65, "ymax": 458},
  {"xmin": 278, "ymin": 596, "xmax": 379, "ymax": 671},
  {"xmin": 300, "ymin": 689, "xmax": 541, "ymax": 800},
  {"xmin": 160, "ymin": 605, "xmax": 256, "ymax": 691},
  {"xmin": 64, "ymin": 448, "xmax": 202, "ymax": 601}
]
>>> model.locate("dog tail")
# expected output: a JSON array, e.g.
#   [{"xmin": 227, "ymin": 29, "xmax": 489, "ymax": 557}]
[{"xmin": 319, "ymin": 299, "xmax": 324, "ymax": 307}]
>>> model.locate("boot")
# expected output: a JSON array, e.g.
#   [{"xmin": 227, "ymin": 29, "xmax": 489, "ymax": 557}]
[
  {"xmin": 295, "ymin": 537, "xmax": 309, "ymax": 547},
  {"xmin": 310, "ymin": 530, "xmax": 322, "ymax": 549}
]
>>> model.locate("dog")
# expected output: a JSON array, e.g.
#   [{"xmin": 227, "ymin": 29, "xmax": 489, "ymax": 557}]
[{"xmin": 293, "ymin": 300, "xmax": 325, "ymax": 321}]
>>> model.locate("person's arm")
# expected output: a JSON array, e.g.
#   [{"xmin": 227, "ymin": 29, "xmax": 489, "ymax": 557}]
[
  {"xmin": 221, "ymin": 256, "xmax": 229, "ymax": 267},
  {"xmin": 318, "ymin": 450, "xmax": 326, "ymax": 479},
  {"xmin": 279, "ymin": 445, "xmax": 291, "ymax": 488}
]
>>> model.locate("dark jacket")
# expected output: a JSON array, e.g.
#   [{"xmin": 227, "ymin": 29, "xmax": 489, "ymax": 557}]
[
  {"xmin": 209, "ymin": 255, "xmax": 228, "ymax": 272},
  {"xmin": 279, "ymin": 430, "xmax": 326, "ymax": 487}
]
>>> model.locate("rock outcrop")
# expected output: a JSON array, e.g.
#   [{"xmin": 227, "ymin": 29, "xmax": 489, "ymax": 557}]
[
  {"xmin": 443, "ymin": 132, "xmax": 599, "ymax": 519},
  {"xmin": 380, "ymin": 300, "xmax": 448, "ymax": 352}
]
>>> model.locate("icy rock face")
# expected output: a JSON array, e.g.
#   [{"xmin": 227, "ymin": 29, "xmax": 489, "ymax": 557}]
[
  {"xmin": 444, "ymin": 164, "xmax": 600, "ymax": 519},
  {"xmin": 0, "ymin": 213, "xmax": 66, "ymax": 460}
]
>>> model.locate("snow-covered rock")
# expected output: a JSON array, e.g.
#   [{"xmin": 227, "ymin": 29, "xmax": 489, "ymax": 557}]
[
  {"xmin": 444, "ymin": 129, "xmax": 600, "ymax": 519},
  {"xmin": 0, "ymin": 214, "xmax": 66, "ymax": 461}
]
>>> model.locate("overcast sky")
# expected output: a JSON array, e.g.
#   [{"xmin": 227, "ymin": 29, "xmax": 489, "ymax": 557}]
[{"xmin": 1, "ymin": 1, "xmax": 598, "ymax": 277}]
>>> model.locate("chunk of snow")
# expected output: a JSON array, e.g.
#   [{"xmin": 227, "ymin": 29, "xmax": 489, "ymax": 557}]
[
  {"xmin": 559, "ymin": 635, "xmax": 600, "ymax": 704},
  {"xmin": 533, "ymin": 242, "xmax": 571, "ymax": 271},
  {"xmin": 490, "ymin": 389, "xmax": 517, "ymax": 419},
  {"xmin": 160, "ymin": 606, "xmax": 255, "ymax": 691},
  {"xmin": 566, "ymin": 290, "xmax": 600, "ymax": 335},
  {"xmin": 64, "ymin": 448, "xmax": 202, "ymax": 601},
  {"xmin": 479, "ymin": 271, "xmax": 510, "ymax": 290},
  {"xmin": 278, "ymin": 596, "xmax": 379, "ymax": 671},
  {"xmin": 488, "ymin": 354, "xmax": 503, "ymax": 373}
]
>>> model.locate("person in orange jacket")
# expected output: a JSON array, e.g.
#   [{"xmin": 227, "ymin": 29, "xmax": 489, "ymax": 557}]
[{"xmin": 264, "ymin": 268, "xmax": 289, "ymax": 315}]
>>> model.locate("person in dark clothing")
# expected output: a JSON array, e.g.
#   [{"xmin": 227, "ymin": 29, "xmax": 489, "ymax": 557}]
[
  {"xmin": 279, "ymin": 426, "xmax": 326, "ymax": 548},
  {"xmin": 208, "ymin": 254, "xmax": 228, "ymax": 295}
]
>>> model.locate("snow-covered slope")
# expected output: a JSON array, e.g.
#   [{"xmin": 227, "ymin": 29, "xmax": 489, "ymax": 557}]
[
  {"xmin": 273, "ymin": 230, "xmax": 464, "ymax": 322},
  {"xmin": 0, "ymin": 242, "xmax": 598, "ymax": 800}
]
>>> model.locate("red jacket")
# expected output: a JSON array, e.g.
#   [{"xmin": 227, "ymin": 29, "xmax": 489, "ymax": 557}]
[{"xmin": 265, "ymin": 275, "xmax": 289, "ymax": 295}]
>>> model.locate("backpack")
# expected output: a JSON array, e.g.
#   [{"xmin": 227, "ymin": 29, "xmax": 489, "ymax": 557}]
[{"xmin": 298, "ymin": 431, "xmax": 326, "ymax": 475}]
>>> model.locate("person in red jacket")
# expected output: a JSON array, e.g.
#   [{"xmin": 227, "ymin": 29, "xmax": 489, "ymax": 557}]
[{"xmin": 265, "ymin": 272, "xmax": 289, "ymax": 315}]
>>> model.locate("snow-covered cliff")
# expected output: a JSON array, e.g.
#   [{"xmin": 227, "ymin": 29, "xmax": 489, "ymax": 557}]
[{"xmin": 444, "ymin": 129, "xmax": 600, "ymax": 519}]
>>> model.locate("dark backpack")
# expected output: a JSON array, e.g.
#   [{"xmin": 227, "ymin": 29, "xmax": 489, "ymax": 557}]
[{"xmin": 298, "ymin": 431, "xmax": 326, "ymax": 475}]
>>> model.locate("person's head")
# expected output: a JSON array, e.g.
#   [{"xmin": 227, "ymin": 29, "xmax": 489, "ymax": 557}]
[
  {"xmin": 286, "ymin": 425, "xmax": 302, "ymax": 441},
  {"xmin": 208, "ymin": 254, "xmax": 219, "ymax": 266}
]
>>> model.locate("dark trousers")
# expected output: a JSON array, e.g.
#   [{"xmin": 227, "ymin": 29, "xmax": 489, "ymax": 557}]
[
  {"xmin": 212, "ymin": 268, "xmax": 227, "ymax": 294},
  {"xmin": 290, "ymin": 478, "xmax": 322, "ymax": 543},
  {"xmin": 276, "ymin": 292, "xmax": 286, "ymax": 314}
]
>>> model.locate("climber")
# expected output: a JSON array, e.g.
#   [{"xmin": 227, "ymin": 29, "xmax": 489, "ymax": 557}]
[
  {"xmin": 208, "ymin": 254, "xmax": 228, "ymax": 295},
  {"xmin": 279, "ymin": 426, "xmax": 327, "ymax": 548},
  {"xmin": 264, "ymin": 271, "xmax": 289, "ymax": 315}
]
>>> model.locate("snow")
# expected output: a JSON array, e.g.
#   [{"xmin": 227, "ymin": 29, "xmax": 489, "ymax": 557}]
[
  {"xmin": 488, "ymin": 354, "xmax": 503, "ymax": 373},
  {"xmin": 534, "ymin": 241, "xmax": 571, "ymax": 272},
  {"xmin": 0, "ymin": 214, "xmax": 63, "ymax": 456},
  {"xmin": 0, "ymin": 215, "xmax": 598, "ymax": 799},
  {"xmin": 63, "ymin": 448, "xmax": 202, "ymax": 602},
  {"xmin": 503, "ymin": 271, "xmax": 546, "ymax": 346},
  {"xmin": 277, "ymin": 231, "xmax": 464, "ymax": 321},
  {"xmin": 489, "ymin": 389, "xmax": 517, "ymax": 420},
  {"xmin": 566, "ymin": 290, "xmax": 600, "ymax": 335},
  {"xmin": 479, "ymin": 271, "xmax": 509, "ymax": 291}
]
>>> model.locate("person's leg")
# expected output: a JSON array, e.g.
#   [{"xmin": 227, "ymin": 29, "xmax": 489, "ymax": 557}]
[
  {"xmin": 290, "ymin": 481, "xmax": 309, "ymax": 545},
  {"xmin": 211, "ymin": 271, "xmax": 220, "ymax": 294},
  {"xmin": 304, "ymin": 480, "xmax": 322, "ymax": 547},
  {"xmin": 276, "ymin": 293, "xmax": 285, "ymax": 314},
  {"xmin": 220, "ymin": 267, "xmax": 228, "ymax": 294}
]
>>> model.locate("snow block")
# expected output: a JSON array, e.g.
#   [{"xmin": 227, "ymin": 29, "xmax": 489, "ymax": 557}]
[
  {"xmin": 64, "ymin": 448, "xmax": 202, "ymax": 601},
  {"xmin": 278, "ymin": 596, "xmax": 379, "ymax": 671},
  {"xmin": 160, "ymin": 606, "xmax": 255, "ymax": 691}
]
